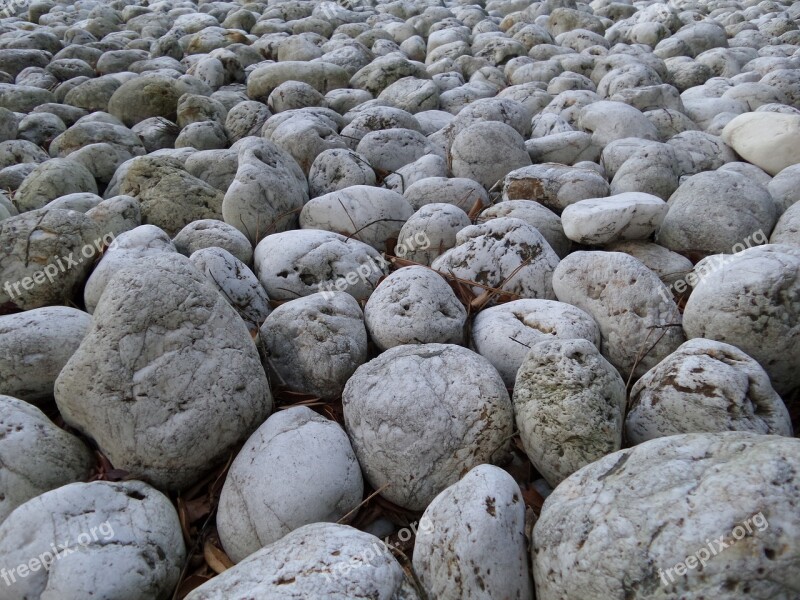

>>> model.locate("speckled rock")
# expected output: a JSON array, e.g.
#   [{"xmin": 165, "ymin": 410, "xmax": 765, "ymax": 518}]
[
  {"xmin": 478, "ymin": 200, "xmax": 571, "ymax": 258},
  {"xmin": 0, "ymin": 480, "xmax": 185, "ymax": 600},
  {"xmin": 450, "ymin": 121, "xmax": 532, "ymax": 189},
  {"xmin": 472, "ymin": 299, "xmax": 601, "ymax": 387},
  {"xmin": 626, "ymin": 339, "xmax": 792, "ymax": 445},
  {"xmin": 173, "ymin": 219, "xmax": 253, "ymax": 265},
  {"xmin": 502, "ymin": 163, "xmax": 610, "ymax": 213},
  {"xmin": 552, "ymin": 251, "xmax": 686, "ymax": 380},
  {"xmin": 394, "ymin": 204, "xmax": 470, "ymax": 265},
  {"xmin": 260, "ymin": 292, "xmax": 367, "ymax": 399},
  {"xmin": 413, "ymin": 465, "xmax": 532, "ymax": 600},
  {"xmin": 533, "ymin": 432, "xmax": 800, "ymax": 600},
  {"xmin": 364, "ymin": 266, "xmax": 466, "ymax": 350},
  {"xmin": 343, "ymin": 343, "xmax": 513, "ymax": 511},
  {"xmin": 0, "ymin": 394, "xmax": 93, "ymax": 524},
  {"xmin": 217, "ymin": 407, "xmax": 363, "ymax": 562},
  {"xmin": 513, "ymin": 338, "xmax": 626, "ymax": 487},
  {"xmin": 55, "ymin": 255, "xmax": 272, "ymax": 491}
]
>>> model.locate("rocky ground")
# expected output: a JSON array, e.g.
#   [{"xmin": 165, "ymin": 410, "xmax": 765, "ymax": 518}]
[{"xmin": 0, "ymin": 0, "xmax": 799, "ymax": 598}]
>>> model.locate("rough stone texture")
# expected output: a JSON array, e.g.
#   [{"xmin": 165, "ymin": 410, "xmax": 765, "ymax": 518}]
[
  {"xmin": 771, "ymin": 202, "xmax": 800, "ymax": 246},
  {"xmin": 0, "ymin": 307, "xmax": 91, "ymax": 403},
  {"xmin": 14, "ymin": 158, "xmax": 98, "ymax": 212},
  {"xmin": 413, "ymin": 465, "xmax": 532, "ymax": 600},
  {"xmin": 683, "ymin": 244, "xmax": 800, "ymax": 394},
  {"xmin": 117, "ymin": 156, "xmax": 224, "ymax": 237},
  {"xmin": 552, "ymin": 251, "xmax": 686, "ymax": 380},
  {"xmin": 514, "ymin": 338, "xmax": 626, "ymax": 487},
  {"xmin": 364, "ymin": 266, "xmax": 466, "ymax": 350},
  {"xmin": 343, "ymin": 344, "xmax": 513, "ymax": 511},
  {"xmin": 451, "ymin": 121, "xmax": 532, "ymax": 189},
  {"xmin": 55, "ymin": 255, "xmax": 273, "ymax": 491},
  {"xmin": 173, "ymin": 219, "xmax": 253, "ymax": 265},
  {"xmin": 217, "ymin": 407, "xmax": 363, "ymax": 562},
  {"xmin": 502, "ymin": 163, "xmax": 611, "ymax": 213},
  {"xmin": 0, "ymin": 480, "xmax": 185, "ymax": 600},
  {"xmin": 190, "ymin": 247, "xmax": 270, "ymax": 333},
  {"xmin": 472, "ymin": 299, "xmax": 601, "ymax": 387},
  {"xmin": 300, "ymin": 185, "xmax": 414, "ymax": 251},
  {"xmin": 533, "ymin": 432, "xmax": 800, "ymax": 600},
  {"xmin": 432, "ymin": 218, "xmax": 560, "ymax": 303},
  {"xmin": 562, "ymin": 192, "xmax": 668, "ymax": 245},
  {"xmin": 186, "ymin": 523, "xmax": 418, "ymax": 599},
  {"xmin": 222, "ymin": 138, "xmax": 309, "ymax": 244},
  {"xmin": 0, "ymin": 394, "xmax": 93, "ymax": 524},
  {"xmin": 254, "ymin": 229, "xmax": 387, "ymax": 301},
  {"xmin": 395, "ymin": 203, "xmax": 471, "ymax": 265},
  {"xmin": 627, "ymin": 339, "xmax": 792, "ymax": 445},
  {"xmin": 260, "ymin": 292, "xmax": 367, "ymax": 399},
  {"xmin": 478, "ymin": 200, "xmax": 571, "ymax": 258},
  {"xmin": 657, "ymin": 170, "xmax": 778, "ymax": 256},
  {"xmin": 0, "ymin": 209, "xmax": 100, "ymax": 311}
]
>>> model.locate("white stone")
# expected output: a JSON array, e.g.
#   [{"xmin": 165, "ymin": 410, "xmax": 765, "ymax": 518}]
[
  {"xmin": 721, "ymin": 111, "xmax": 800, "ymax": 176},
  {"xmin": 561, "ymin": 192, "xmax": 668, "ymax": 245},
  {"xmin": 343, "ymin": 344, "xmax": 513, "ymax": 511},
  {"xmin": 217, "ymin": 407, "xmax": 363, "ymax": 562}
]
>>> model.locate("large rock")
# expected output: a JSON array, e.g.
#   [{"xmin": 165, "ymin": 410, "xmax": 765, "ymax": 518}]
[
  {"xmin": 0, "ymin": 209, "xmax": 101, "ymax": 311},
  {"xmin": 432, "ymin": 218, "xmax": 560, "ymax": 303},
  {"xmin": 117, "ymin": 156, "xmax": 224, "ymax": 237},
  {"xmin": 217, "ymin": 407, "xmax": 363, "ymax": 562},
  {"xmin": 0, "ymin": 307, "xmax": 91, "ymax": 403},
  {"xmin": 0, "ymin": 395, "xmax": 93, "ymax": 524},
  {"xmin": 514, "ymin": 338, "xmax": 626, "ymax": 487},
  {"xmin": 14, "ymin": 158, "xmax": 98, "ymax": 212},
  {"xmin": 343, "ymin": 343, "xmax": 513, "ymax": 511},
  {"xmin": 627, "ymin": 339, "xmax": 792, "ymax": 444},
  {"xmin": 186, "ymin": 523, "xmax": 418, "ymax": 599},
  {"xmin": 222, "ymin": 138, "xmax": 309, "ymax": 244},
  {"xmin": 533, "ymin": 432, "xmax": 800, "ymax": 600},
  {"xmin": 413, "ymin": 465, "xmax": 533, "ymax": 600},
  {"xmin": 0, "ymin": 480, "xmax": 185, "ymax": 600},
  {"xmin": 683, "ymin": 244, "xmax": 800, "ymax": 394},
  {"xmin": 561, "ymin": 192, "xmax": 668, "ymax": 245},
  {"xmin": 107, "ymin": 75, "xmax": 181, "ymax": 127},
  {"xmin": 552, "ymin": 251, "xmax": 686, "ymax": 380},
  {"xmin": 259, "ymin": 292, "xmax": 367, "ymax": 399},
  {"xmin": 721, "ymin": 111, "xmax": 800, "ymax": 176},
  {"xmin": 450, "ymin": 121, "xmax": 532, "ymax": 189},
  {"xmin": 247, "ymin": 61, "xmax": 350, "ymax": 101},
  {"xmin": 54, "ymin": 255, "xmax": 272, "ymax": 490}
]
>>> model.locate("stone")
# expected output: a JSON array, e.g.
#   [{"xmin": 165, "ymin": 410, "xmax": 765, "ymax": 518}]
[
  {"xmin": 561, "ymin": 192, "xmax": 668, "ymax": 245},
  {"xmin": 190, "ymin": 247, "xmax": 270, "ymax": 333},
  {"xmin": 478, "ymin": 200, "xmax": 570, "ymax": 258},
  {"xmin": 254, "ymin": 229, "xmax": 387, "ymax": 302},
  {"xmin": 533, "ymin": 432, "xmax": 800, "ymax": 600},
  {"xmin": 768, "ymin": 164, "xmax": 800, "ymax": 212},
  {"xmin": 15, "ymin": 158, "xmax": 98, "ymax": 212},
  {"xmin": 657, "ymin": 170, "xmax": 778, "ymax": 256},
  {"xmin": 86, "ymin": 195, "xmax": 141, "ymax": 239},
  {"xmin": 173, "ymin": 219, "xmax": 253, "ymax": 265},
  {"xmin": 107, "ymin": 74, "xmax": 181, "ymax": 127},
  {"xmin": 413, "ymin": 465, "xmax": 532, "ymax": 600},
  {"xmin": 0, "ymin": 480, "xmax": 185, "ymax": 599},
  {"xmin": 247, "ymin": 61, "xmax": 350, "ymax": 101},
  {"xmin": 552, "ymin": 251, "xmax": 686, "ymax": 380},
  {"xmin": 55, "ymin": 255, "xmax": 273, "ymax": 491},
  {"xmin": 308, "ymin": 148, "xmax": 377, "ymax": 198},
  {"xmin": 604, "ymin": 241, "xmax": 693, "ymax": 289},
  {"xmin": 0, "ymin": 209, "xmax": 102, "ymax": 311},
  {"xmin": 432, "ymin": 218, "xmax": 560, "ymax": 303},
  {"xmin": 683, "ymin": 244, "xmax": 800, "ymax": 394},
  {"xmin": 514, "ymin": 338, "xmax": 626, "ymax": 486},
  {"xmin": 222, "ymin": 138, "xmax": 309, "ymax": 244},
  {"xmin": 721, "ymin": 111, "xmax": 800, "ymax": 176},
  {"xmin": 395, "ymin": 203, "xmax": 471, "ymax": 265},
  {"xmin": 502, "ymin": 163, "xmax": 610, "ymax": 213},
  {"xmin": 117, "ymin": 156, "xmax": 224, "ymax": 237},
  {"xmin": 770, "ymin": 202, "xmax": 800, "ymax": 246},
  {"xmin": 217, "ymin": 407, "xmax": 363, "ymax": 562},
  {"xmin": 0, "ymin": 394, "xmax": 93, "ymax": 524},
  {"xmin": 627, "ymin": 338, "xmax": 792, "ymax": 445},
  {"xmin": 472, "ymin": 299, "xmax": 601, "ymax": 387},
  {"xmin": 343, "ymin": 343, "xmax": 513, "ymax": 511},
  {"xmin": 300, "ymin": 185, "xmax": 413, "ymax": 251},
  {"xmin": 260, "ymin": 292, "xmax": 367, "ymax": 399},
  {"xmin": 355, "ymin": 128, "xmax": 439, "ymax": 173},
  {"xmin": 404, "ymin": 176, "xmax": 489, "ymax": 212},
  {"xmin": 185, "ymin": 523, "xmax": 417, "ymax": 599},
  {"xmin": 364, "ymin": 266, "xmax": 466, "ymax": 350},
  {"xmin": 450, "ymin": 121, "xmax": 531, "ymax": 189},
  {"xmin": 0, "ymin": 307, "xmax": 91, "ymax": 404}
]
